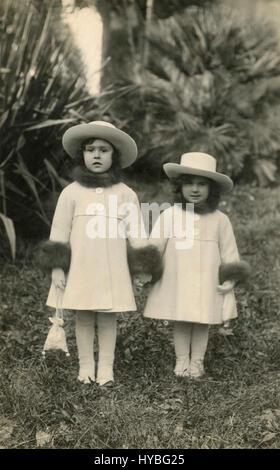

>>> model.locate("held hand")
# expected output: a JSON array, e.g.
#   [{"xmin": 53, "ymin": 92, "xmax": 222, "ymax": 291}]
[
  {"xmin": 132, "ymin": 273, "xmax": 152, "ymax": 296},
  {"xmin": 217, "ymin": 280, "xmax": 235, "ymax": 294},
  {"xmin": 52, "ymin": 267, "xmax": 66, "ymax": 290},
  {"xmin": 133, "ymin": 273, "xmax": 152, "ymax": 287},
  {"xmin": 219, "ymin": 321, "xmax": 234, "ymax": 336}
]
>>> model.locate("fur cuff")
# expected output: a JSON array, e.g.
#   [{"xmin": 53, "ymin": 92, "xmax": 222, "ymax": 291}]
[
  {"xmin": 219, "ymin": 260, "xmax": 250, "ymax": 285},
  {"xmin": 35, "ymin": 240, "xmax": 71, "ymax": 273},
  {"xmin": 127, "ymin": 245, "xmax": 163, "ymax": 283}
]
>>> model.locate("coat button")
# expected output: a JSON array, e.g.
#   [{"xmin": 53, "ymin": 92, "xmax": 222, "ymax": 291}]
[
  {"xmin": 96, "ymin": 187, "xmax": 103, "ymax": 194},
  {"xmin": 96, "ymin": 203, "xmax": 104, "ymax": 213}
]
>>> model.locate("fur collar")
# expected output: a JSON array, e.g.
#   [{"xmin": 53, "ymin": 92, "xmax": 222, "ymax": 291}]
[
  {"xmin": 182, "ymin": 202, "xmax": 217, "ymax": 214},
  {"xmin": 71, "ymin": 165, "xmax": 122, "ymax": 188}
]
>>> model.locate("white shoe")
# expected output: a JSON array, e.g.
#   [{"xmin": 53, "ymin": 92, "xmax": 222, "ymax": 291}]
[
  {"xmin": 97, "ymin": 376, "xmax": 114, "ymax": 386},
  {"xmin": 96, "ymin": 364, "xmax": 114, "ymax": 386},
  {"xmin": 189, "ymin": 359, "xmax": 205, "ymax": 378},
  {"xmin": 77, "ymin": 365, "xmax": 95, "ymax": 384},
  {"xmin": 174, "ymin": 358, "xmax": 190, "ymax": 377},
  {"xmin": 78, "ymin": 374, "xmax": 95, "ymax": 384}
]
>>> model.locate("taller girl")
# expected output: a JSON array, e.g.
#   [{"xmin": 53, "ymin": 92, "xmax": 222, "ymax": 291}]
[
  {"xmin": 144, "ymin": 152, "xmax": 249, "ymax": 378},
  {"xmin": 38, "ymin": 121, "xmax": 158, "ymax": 386}
]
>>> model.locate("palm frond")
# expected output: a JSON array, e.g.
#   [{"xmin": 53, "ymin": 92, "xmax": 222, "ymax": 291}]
[{"xmin": 106, "ymin": 1, "xmax": 280, "ymax": 184}]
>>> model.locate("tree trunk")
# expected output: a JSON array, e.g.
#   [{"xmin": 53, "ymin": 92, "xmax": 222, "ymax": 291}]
[
  {"xmin": 96, "ymin": 0, "xmax": 144, "ymax": 89},
  {"xmin": 93, "ymin": 0, "xmax": 210, "ymax": 89}
]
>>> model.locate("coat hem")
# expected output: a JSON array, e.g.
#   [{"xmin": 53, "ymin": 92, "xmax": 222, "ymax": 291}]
[
  {"xmin": 46, "ymin": 303, "xmax": 137, "ymax": 313},
  {"xmin": 143, "ymin": 313, "xmax": 238, "ymax": 324}
]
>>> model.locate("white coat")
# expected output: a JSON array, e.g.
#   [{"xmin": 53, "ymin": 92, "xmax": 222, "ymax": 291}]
[
  {"xmin": 46, "ymin": 181, "xmax": 146, "ymax": 311},
  {"xmin": 144, "ymin": 206, "xmax": 239, "ymax": 324}
]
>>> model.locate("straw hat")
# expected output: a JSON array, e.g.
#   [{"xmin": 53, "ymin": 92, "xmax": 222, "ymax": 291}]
[
  {"xmin": 62, "ymin": 121, "xmax": 138, "ymax": 168},
  {"xmin": 163, "ymin": 152, "xmax": 233, "ymax": 193}
]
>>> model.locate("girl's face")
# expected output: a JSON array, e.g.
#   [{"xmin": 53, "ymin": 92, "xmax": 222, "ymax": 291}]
[
  {"xmin": 182, "ymin": 175, "xmax": 210, "ymax": 205},
  {"xmin": 83, "ymin": 139, "xmax": 114, "ymax": 173}
]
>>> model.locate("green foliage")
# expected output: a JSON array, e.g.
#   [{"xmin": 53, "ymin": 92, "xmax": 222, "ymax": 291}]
[
  {"xmin": 0, "ymin": 212, "xmax": 16, "ymax": 260},
  {"xmin": 0, "ymin": 0, "xmax": 100, "ymax": 237},
  {"xmin": 103, "ymin": 2, "xmax": 280, "ymax": 185}
]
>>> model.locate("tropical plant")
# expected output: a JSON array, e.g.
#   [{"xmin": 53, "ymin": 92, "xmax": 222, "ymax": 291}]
[
  {"xmin": 101, "ymin": 1, "xmax": 280, "ymax": 185},
  {"xmin": 0, "ymin": 169, "xmax": 16, "ymax": 260},
  {"xmin": 0, "ymin": 0, "xmax": 99, "ymax": 238}
]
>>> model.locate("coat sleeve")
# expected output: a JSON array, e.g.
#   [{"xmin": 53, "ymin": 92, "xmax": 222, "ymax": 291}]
[
  {"xmin": 148, "ymin": 208, "xmax": 172, "ymax": 254},
  {"xmin": 125, "ymin": 189, "xmax": 148, "ymax": 249},
  {"xmin": 35, "ymin": 186, "xmax": 74, "ymax": 273},
  {"xmin": 126, "ymin": 191, "xmax": 165, "ymax": 283},
  {"xmin": 218, "ymin": 213, "xmax": 250, "ymax": 285},
  {"xmin": 49, "ymin": 186, "xmax": 75, "ymax": 243},
  {"xmin": 127, "ymin": 208, "xmax": 172, "ymax": 283}
]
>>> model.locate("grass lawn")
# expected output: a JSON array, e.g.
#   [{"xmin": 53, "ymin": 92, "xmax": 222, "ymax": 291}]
[{"xmin": 0, "ymin": 184, "xmax": 280, "ymax": 449}]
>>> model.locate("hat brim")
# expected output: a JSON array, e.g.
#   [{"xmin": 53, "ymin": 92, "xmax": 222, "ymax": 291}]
[
  {"xmin": 163, "ymin": 163, "xmax": 233, "ymax": 193},
  {"xmin": 62, "ymin": 124, "xmax": 137, "ymax": 168}
]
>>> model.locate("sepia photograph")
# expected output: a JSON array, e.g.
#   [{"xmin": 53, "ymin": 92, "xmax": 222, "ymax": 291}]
[{"xmin": 0, "ymin": 0, "xmax": 280, "ymax": 454}]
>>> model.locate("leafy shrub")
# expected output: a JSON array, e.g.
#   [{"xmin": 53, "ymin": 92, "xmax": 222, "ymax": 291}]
[
  {"xmin": 0, "ymin": 0, "xmax": 101, "ymax": 238},
  {"xmin": 103, "ymin": 1, "xmax": 280, "ymax": 185}
]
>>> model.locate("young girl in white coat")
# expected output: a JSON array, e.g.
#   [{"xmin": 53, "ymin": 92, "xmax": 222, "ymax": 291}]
[
  {"xmin": 144, "ymin": 152, "xmax": 250, "ymax": 378},
  {"xmin": 37, "ymin": 121, "xmax": 159, "ymax": 386}
]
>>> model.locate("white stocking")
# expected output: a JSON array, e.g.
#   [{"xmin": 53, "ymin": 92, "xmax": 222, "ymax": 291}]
[
  {"xmin": 96, "ymin": 312, "xmax": 117, "ymax": 385},
  {"xmin": 75, "ymin": 310, "xmax": 96, "ymax": 383},
  {"xmin": 191, "ymin": 323, "xmax": 209, "ymax": 361},
  {"xmin": 173, "ymin": 322, "xmax": 192, "ymax": 373}
]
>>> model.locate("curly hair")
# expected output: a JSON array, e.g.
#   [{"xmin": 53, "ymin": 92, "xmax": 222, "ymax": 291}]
[{"xmin": 171, "ymin": 174, "xmax": 221, "ymax": 212}]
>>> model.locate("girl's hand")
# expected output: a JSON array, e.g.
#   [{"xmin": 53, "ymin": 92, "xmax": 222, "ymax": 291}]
[
  {"xmin": 133, "ymin": 273, "xmax": 152, "ymax": 287},
  {"xmin": 52, "ymin": 267, "xmax": 66, "ymax": 290},
  {"xmin": 219, "ymin": 321, "xmax": 234, "ymax": 336},
  {"xmin": 132, "ymin": 273, "xmax": 152, "ymax": 296},
  {"xmin": 217, "ymin": 280, "xmax": 235, "ymax": 294}
]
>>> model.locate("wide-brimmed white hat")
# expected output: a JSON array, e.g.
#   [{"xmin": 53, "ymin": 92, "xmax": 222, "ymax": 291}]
[
  {"xmin": 62, "ymin": 121, "xmax": 138, "ymax": 168},
  {"xmin": 163, "ymin": 152, "xmax": 233, "ymax": 193}
]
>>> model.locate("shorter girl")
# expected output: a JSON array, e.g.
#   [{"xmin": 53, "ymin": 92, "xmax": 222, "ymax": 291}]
[{"xmin": 144, "ymin": 152, "xmax": 249, "ymax": 378}]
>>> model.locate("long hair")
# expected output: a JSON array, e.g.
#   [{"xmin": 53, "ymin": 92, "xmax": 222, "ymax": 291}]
[{"xmin": 171, "ymin": 174, "xmax": 221, "ymax": 212}]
